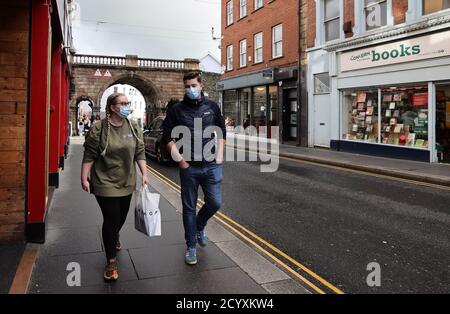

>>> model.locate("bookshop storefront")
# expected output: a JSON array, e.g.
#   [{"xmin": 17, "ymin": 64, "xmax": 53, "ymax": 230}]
[{"xmin": 331, "ymin": 29, "xmax": 450, "ymax": 163}]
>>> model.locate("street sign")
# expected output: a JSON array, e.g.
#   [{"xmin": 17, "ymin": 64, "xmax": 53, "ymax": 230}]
[
  {"xmin": 94, "ymin": 69, "xmax": 102, "ymax": 77},
  {"xmin": 262, "ymin": 69, "xmax": 273, "ymax": 79},
  {"xmin": 104, "ymin": 69, "xmax": 112, "ymax": 77}
]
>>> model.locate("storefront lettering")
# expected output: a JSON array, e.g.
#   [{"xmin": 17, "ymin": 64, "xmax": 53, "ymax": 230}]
[
  {"xmin": 351, "ymin": 52, "xmax": 371, "ymax": 61},
  {"xmin": 372, "ymin": 44, "xmax": 421, "ymax": 62},
  {"xmin": 340, "ymin": 31, "xmax": 450, "ymax": 72}
]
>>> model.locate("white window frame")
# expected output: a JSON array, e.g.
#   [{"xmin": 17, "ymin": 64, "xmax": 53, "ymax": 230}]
[
  {"xmin": 317, "ymin": 0, "xmax": 344, "ymax": 45},
  {"xmin": 227, "ymin": 45, "xmax": 233, "ymax": 71},
  {"xmin": 420, "ymin": 0, "xmax": 450, "ymax": 16},
  {"xmin": 254, "ymin": 32, "xmax": 263, "ymax": 64},
  {"xmin": 227, "ymin": 1, "xmax": 233, "ymax": 26},
  {"xmin": 240, "ymin": 0, "xmax": 247, "ymax": 18},
  {"xmin": 407, "ymin": 0, "xmax": 450, "ymax": 22},
  {"xmin": 354, "ymin": 0, "xmax": 394, "ymax": 35},
  {"xmin": 239, "ymin": 39, "xmax": 247, "ymax": 67},
  {"xmin": 254, "ymin": 0, "xmax": 263, "ymax": 10},
  {"xmin": 272, "ymin": 24, "xmax": 283, "ymax": 59}
]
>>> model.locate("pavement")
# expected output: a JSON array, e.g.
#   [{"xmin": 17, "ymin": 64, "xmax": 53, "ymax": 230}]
[
  {"xmin": 226, "ymin": 133, "xmax": 450, "ymax": 187},
  {"xmin": 0, "ymin": 240, "xmax": 26, "ymax": 294},
  {"xmin": 23, "ymin": 137, "xmax": 309, "ymax": 294}
]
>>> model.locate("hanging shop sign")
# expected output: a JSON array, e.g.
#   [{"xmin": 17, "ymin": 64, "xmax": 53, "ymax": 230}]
[
  {"xmin": 340, "ymin": 31, "xmax": 450, "ymax": 72},
  {"xmin": 263, "ymin": 69, "xmax": 273, "ymax": 79}
]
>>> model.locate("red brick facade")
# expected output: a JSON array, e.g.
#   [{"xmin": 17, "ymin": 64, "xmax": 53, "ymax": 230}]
[
  {"xmin": 307, "ymin": 0, "xmax": 410, "ymax": 48},
  {"xmin": 306, "ymin": 0, "xmax": 316, "ymax": 49},
  {"xmin": 221, "ymin": 0, "xmax": 300, "ymax": 78},
  {"xmin": 344, "ymin": 0, "xmax": 355, "ymax": 38}
]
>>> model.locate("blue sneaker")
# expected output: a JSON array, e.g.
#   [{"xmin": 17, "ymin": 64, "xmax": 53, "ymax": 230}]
[
  {"xmin": 197, "ymin": 230, "xmax": 208, "ymax": 247},
  {"xmin": 185, "ymin": 247, "xmax": 197, "ymax": 265}
]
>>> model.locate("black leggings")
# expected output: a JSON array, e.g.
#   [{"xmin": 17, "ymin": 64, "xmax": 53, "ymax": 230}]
[{"xmin": 95, "ymin": 194, "xmax": 132, "ymax": 260}]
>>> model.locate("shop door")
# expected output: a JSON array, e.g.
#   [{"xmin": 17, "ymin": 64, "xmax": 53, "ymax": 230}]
[
  {"xmin": 313, "ymin": 94, "xmax": 331, "ymax": 147},
  {"xmin": 282, "ymin": 89, "xmax": 298, "ymax": 142},
  {"xmin": 436, "ymin": 84, "xmax": 450, "ymax": 163}
]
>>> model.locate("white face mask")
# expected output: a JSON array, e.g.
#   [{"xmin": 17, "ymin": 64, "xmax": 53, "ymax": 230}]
[{"xmin": 185, "ymin": 86, "xmax": 201, "ymax": 100}]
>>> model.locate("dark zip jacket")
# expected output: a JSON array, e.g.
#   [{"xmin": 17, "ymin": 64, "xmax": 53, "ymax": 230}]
[{"xmin": 162, "ymin": 94, "xmax": 226, "ymax": 165}]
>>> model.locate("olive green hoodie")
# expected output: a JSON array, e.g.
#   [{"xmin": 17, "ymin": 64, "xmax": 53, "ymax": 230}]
[{"xmin": 82, "ymin": 118, "xmax": 146, "ymax": 197}]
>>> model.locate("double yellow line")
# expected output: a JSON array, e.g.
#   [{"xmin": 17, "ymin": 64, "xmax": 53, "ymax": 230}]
[{"xmin": 146, "ymin": 165, "xmax": 345, "ymax": 295}]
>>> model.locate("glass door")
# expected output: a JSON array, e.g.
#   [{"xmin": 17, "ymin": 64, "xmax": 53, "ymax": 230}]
[{"xmin": 436, "ymin": 83, "xmax": 450, "ymax": 163}]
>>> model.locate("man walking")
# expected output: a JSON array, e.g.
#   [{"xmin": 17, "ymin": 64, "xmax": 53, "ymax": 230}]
[{"xmin": 162, "ymin": 72, "xmax": 226, "ymax": 265}]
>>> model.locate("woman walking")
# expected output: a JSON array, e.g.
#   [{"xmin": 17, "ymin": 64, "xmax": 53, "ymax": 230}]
[{"xmin": 81, "ymin": 93, "xmax": 149, "ymax": 281}]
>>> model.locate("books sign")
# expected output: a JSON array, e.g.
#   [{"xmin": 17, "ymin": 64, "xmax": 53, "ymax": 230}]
[{"xmin": 340, "ymin": 31, "xmax": 450, "ymax": 72}]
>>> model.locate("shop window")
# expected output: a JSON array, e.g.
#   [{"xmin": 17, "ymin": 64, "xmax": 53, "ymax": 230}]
[
  {"xmin": 364, "ymin": 0, "xmax": 387, "ymax": 30},
  {"xmin": 253, "ymin": 86, "xmax": 267, "ymax": 131},
  {"xmin": 240, "ymin": 88, "xmax": 251, "ymax": 128},
  {"xmin": 324, "ymin": 0, "xmax": 341, "ymax": 42},
  {"xmin": 342, "ymin": 89, "xmax": 379, "ymax": 143},
  {"xmin": 223, "ymin": 90, "xmax": 237, "ymax": 132},
  {"xmin": 380, "ymin": 86, "xmax": 428, "ymax": 148},
  {"xmin": 423, "ymin": 0, "xmax": 450, "ymax": 15},
  {"xmin": 314, "ymin": 73, "xmax": 331, "ymax": 94},
  {"xmin": 269, "ymin": 85, "xmax": 278, "ymax": 126}
]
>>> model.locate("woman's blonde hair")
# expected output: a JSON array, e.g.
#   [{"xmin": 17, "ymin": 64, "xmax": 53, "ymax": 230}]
[{"xmin": 100, "ymin": 93, "xmax": 143, "ymax": 157}]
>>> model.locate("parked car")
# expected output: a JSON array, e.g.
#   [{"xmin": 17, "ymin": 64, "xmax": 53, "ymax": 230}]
[{"xmin": 143, "ymin": 116, "xmax": 172, "ymax": 164}]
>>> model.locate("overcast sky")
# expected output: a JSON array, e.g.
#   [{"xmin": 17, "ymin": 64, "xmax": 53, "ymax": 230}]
[{"xmin": 72, "ymin": 0, "xmax": 221, "ymax": 61}]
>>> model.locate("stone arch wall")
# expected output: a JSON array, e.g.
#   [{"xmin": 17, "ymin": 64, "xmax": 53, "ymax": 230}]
[{"xmin": 70, "ymin": 67, "xmax": 191, "ymax": 128}]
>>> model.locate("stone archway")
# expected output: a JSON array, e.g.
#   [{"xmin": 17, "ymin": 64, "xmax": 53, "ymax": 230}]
[
  {"xmin": 95, "ymin": 74, "xmax": 162, "ymax": 125},
  {"xmin": 72, "ymin": 96, "xmax": 95, "ymax": 136}
]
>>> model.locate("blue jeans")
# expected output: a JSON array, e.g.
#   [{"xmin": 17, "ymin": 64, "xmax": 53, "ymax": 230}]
[{"xmin": 179, "ymin": 162, "xmax": 223, "ymax": 248}]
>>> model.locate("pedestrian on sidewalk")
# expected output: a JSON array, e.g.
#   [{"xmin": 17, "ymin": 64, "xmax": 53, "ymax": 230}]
[
  {"xmin": 162, "ymin": 72, "xmax": 226, "ymax": 265},
  {"xmin": 80, "ymin": 93, "xmax": 149, "ymax": 281},
  {"xmin": 78, "ymin": 120, "xmax": 84, "ymax": 136}
]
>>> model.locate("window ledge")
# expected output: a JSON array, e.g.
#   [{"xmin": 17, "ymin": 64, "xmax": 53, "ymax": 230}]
[
  {"xmin": 238, "ymin": 15, "xmax": 248, "ymax": 22},
  {"xmin": 252, "ymin": 6, "xmax": 264, "ymax": 14},
  {"xmin": 270, "ymin": 55, "xmax": 284, "ymax": 61},
  {"xmin": 225, "ymin": 23, "xmax": 234, "ymax": 29}
]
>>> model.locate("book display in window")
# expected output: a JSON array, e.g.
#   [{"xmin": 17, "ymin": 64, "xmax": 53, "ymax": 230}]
[
  {"xmin": 381, "ymin": 87, "xmax": 428, "ymax": 148},
  {"xmin": 344, "ymin": 91, "xmax": 378, "ymax": 142}
]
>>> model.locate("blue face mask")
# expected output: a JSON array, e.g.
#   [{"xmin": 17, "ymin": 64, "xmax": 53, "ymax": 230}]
[
  {"xmin": 185, "ymin": 86, "xmax": 201, "ymax": 100},
  {"xmin": 117, "ymin": 106, "xmax": 132, "ymax": 119}
]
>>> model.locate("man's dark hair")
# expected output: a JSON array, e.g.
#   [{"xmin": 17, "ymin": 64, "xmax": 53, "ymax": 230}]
[{"xmin": 183, "ymin": 71, "xmax": 202, "ymax": 83}]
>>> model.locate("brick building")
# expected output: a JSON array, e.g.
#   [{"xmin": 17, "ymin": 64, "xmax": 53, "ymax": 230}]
[
  {"xmin": 0, "ymin": 0, "xmax": 73, "ymax": 242},
  {"xmin": 307, "ymin": 0, "xmax": 450, "ymax": 163},
  {"xmin": 217, "ymin": 0, "xmax": 309, "ymax": 145}
]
